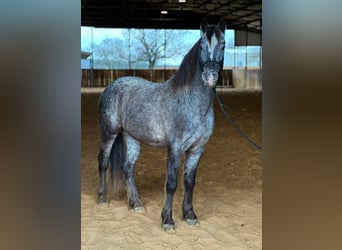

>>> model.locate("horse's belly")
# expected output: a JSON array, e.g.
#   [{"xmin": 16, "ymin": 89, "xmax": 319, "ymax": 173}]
[
  {"xmin": 137, "ymin": 129, "xmax": 166, "ymax": 147},
  {"xmin": 129, "ymin": 131, "xmax": 166, "ymax": 147},
  {"xmin": 122, "ymin": 119, "xmax": 167, "ymax": 147}
]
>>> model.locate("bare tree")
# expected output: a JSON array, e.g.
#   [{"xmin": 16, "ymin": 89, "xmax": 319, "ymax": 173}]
[
  {"xmin": 93, "ymin": 36, "xmax": 138, "ymax": 69},
  {"xmin": 119, "ymin": 29, "xmax": 140, "ymax": 69},
  {"xmin": 93, "ymin": 29, "xmax": 192, "ymax": 70},
  {"xmin": 136, "ymin": 29, "xmax": 163, "ymax": 69},
  {"xmin": 134, "ymin": 29, "xmax": 189, "ymax": 69},
  {"xmin": 93, "ymin": 38, "xmax": 118, "ymax": 69}
]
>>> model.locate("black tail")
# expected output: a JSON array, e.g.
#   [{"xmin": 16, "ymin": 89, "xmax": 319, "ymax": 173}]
[{"xmin": 109, "ymin": 132, "xmax": 126, "ymax": 199}]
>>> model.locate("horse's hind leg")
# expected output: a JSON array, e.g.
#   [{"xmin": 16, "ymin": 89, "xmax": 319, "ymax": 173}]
[
  {"xmin": 123, "ymin": 134, "xmax": 144, "ymax": 211},
  {"xmin": 182, "ymin": 147, "xmax": 204, "ymax": 225},
  {"xmin": 97, "ymin": 133, "xmax": 116, "ymax": 205}
]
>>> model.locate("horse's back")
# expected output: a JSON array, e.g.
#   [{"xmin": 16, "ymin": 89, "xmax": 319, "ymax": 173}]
[{"xmin": 100, "ymin": 76, "xmax": 157, "ymax": 107}]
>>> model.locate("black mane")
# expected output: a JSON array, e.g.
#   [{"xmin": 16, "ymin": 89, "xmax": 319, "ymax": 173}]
[{"xmin": 171, "ymin": 39, "xmax": 201, "ymax": 90}]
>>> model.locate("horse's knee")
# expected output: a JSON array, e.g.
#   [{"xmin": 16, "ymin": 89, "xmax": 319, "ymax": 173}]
[
  {"xmin": 166, "ymin": 179, "xmax": 177, "ymax": 194},
  {"xmin": 184, "ymin": 175, "xmax": 196, "ymax": 190}
]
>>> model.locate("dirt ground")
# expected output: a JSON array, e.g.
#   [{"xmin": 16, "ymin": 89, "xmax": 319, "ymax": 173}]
[{"xmin": 81, "ymin": 88, "xmax": 262, "ymax": 249}]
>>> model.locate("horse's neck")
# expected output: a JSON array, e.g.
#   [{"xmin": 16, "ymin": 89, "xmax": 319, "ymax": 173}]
[
  {"xmin": 164, "ymin": 62, "xmax": 214, "ymax": 107},
  {"xmin": 169, "ymin": 73, "xmax": 214, "ymax": 108},
  {"xmin": 191, "ymin": 72, "xmax": 214, "ymax": 101}
]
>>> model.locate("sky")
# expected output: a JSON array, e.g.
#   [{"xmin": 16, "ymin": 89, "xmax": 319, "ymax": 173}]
[
  {"xmin": 81, "ymin": 27, "xmax": 124, "ymax": 51},
  {"xmin": 81, "ymin": 26, "xmax": 203, "ymax": 52}
]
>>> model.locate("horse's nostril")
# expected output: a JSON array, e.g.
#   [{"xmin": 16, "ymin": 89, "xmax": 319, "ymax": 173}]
[
  {"xmin": 212, "ymin": 72, "xmax": 218, "ymax": 81},
  {"xmin": 202, "ymin": 71, "xmax": 218, "ymax": 79}
]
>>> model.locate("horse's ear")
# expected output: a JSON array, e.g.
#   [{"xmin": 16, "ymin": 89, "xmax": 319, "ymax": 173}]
[
  {"xmin": 200, "ymin": 17, "xmax": 208, "ymax": 36},
  {"xmin": 218, "ymin": 17, "xmax": 226, "ymax": 34}
]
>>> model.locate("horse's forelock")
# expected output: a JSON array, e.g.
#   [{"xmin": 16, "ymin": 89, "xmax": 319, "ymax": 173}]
[{"xmin": 205, "ymin": 25, "xmax": 222, "ymax": 45}]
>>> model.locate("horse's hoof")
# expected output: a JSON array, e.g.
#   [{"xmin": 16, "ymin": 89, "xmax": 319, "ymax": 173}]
[
  {"xmin": 98, "ymin": 196, "xmax": 107, "ymax": 205},
  {"xmin": 133, "ymin": 206, "xmax": 145, "ymax": 212},
  {"xmin": 185, "ymin": 218, "xmax": 200, "ymax": 226},
  {"xmin": 98, "ymin": 200, "xmax": 107, "ymax": 206},
  {"xmin": 129, "ymin": 199, "xmax": 144, "ymax": 211},
  {"xmin": 162, "ymin": 223, "xmax": 175, "ymax": 233}
]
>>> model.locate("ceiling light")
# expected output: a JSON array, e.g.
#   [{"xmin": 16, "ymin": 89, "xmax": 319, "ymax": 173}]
[
  {"xmin": 161, "ymin": 10, "xmax": 168, "ymax": 14},
  {"xmin": 179, "ymin": 0, "xmax": 186, "ymax": 3}
]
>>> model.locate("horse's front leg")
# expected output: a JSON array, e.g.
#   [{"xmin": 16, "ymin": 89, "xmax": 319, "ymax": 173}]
[
  {"xmin": 161, "ymin": 148, "xmax": 182, "ymax": 231},
  {"xmin": 182, "ymin": 147, "xmax": 204, "ymax": 225}
]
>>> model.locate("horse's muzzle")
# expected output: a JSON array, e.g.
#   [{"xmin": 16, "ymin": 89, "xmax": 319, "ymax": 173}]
[{"xmin": 202, "ymin": 70, "xmax": 219, "ymax": 87}]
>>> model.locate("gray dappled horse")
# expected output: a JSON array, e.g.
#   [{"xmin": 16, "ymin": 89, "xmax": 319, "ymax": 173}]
[{"xmin": 97, "ymin": 18, "xmax": 226, "ymax": 231}]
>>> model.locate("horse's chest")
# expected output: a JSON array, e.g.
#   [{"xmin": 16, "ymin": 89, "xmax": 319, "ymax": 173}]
[
  {"xmin": 168, "ymin": 112, "xmax": 213, "ymax": 151},
  {"xmin": 173, "ymin": 109, "xmax": 214, "ymax": 138}
]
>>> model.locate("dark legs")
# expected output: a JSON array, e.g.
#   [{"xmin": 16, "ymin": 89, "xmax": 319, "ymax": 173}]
[
  {"xmin": 182, "ymin": 147, "xmax": 204, "ymax": 225},
  {"xmin": 98, "ymin": 132, "xmax": 143, "ymax": 211},
  {"xmin": 99, "ymin": 132, "xmax": 203, "ymax": 230},
  {"xmin": 98, "ymin": 131, "xmax": 144, "ymax": 211},
  {"xmin": 161, "ymin": 148, "xmax": 182, "ymax": 231},
  {"xmin": 161, "ymin": 146, "xmax": 204, "ymax": 231},
  {"xmin": 98, "ymin": 134, "xmax": 116, "ymax": 204},
  {"xmin": 123, "ymin": 134, "xmax": 144, "ymax": 211}
]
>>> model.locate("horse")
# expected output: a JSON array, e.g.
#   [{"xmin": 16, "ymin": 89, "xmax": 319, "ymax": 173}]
[{"xmin": 97, "ymin": 18, "xmax": 226, "ymax": 231}]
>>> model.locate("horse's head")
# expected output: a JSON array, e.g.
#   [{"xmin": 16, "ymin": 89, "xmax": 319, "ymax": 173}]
[{"xmin": 199, "ymin": 18, "xmax": 226, "ymax": 88}]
